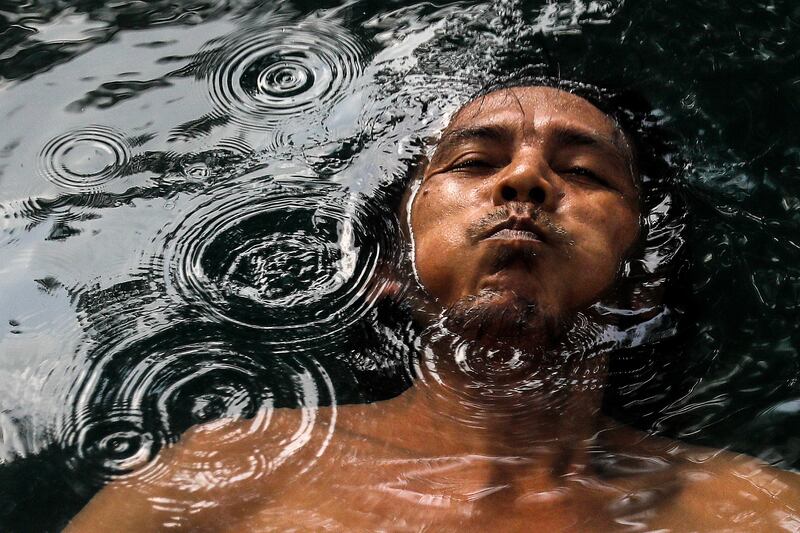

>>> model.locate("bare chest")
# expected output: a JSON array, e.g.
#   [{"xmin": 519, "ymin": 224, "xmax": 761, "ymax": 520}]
[{"xmin": 222, "ymin": 454, "xmax": 681, "ymax": 532}]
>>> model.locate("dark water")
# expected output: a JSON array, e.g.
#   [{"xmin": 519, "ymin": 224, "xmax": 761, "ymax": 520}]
[{"xmin": 1, "ymin": 0, "xmax": 799, "ymax": 530}]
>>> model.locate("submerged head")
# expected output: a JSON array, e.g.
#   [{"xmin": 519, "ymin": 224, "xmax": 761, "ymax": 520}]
[{"xmin": 403, "ymin": 81, "xmax": 650, "ymax": 347}]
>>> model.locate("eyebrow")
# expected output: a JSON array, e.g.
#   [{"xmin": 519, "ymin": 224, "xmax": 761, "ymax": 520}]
[
  {"xmin": 432, "ymin": 122, "xmax": 636, "ymax": 176},
  {"xmin": 435, "ymin": 125, "xmax": 512, "ymax": 152},
  {"xmin": 437, "ymin": 124, "xmax": 628, "ymax": 155},
  {"xmin": 549, "ymin": 126, "xmax": 631, "ymax": 165}
]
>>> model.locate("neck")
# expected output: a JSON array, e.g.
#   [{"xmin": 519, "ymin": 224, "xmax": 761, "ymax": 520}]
[{"xmin": 395, "ymin": 325, "xmax": 610, "ymax": 461}]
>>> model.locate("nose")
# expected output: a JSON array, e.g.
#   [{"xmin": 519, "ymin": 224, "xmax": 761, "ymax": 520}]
[{"xmin": 491, "ymin": 152, "xmax": 560, "ymax": 210}]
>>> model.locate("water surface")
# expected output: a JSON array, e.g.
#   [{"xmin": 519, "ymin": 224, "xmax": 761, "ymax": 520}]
[{"xmin": 1, "ymin": 0, "xmax": 799, "ymax": 530}]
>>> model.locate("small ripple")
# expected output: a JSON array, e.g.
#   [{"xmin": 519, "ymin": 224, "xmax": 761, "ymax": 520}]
[
  {"xmin": 63, "ymin": 409, "xmax": 156, "ymax": 483},
  {"xmin": 104, "ymin": 0, "xmax": 231, "ymax": 27},
  {"xmin": 0, "ymin": 198, "xmax": 45, "ymax": 246},
  {"xmin": 156, "ymin": 358, "xmax": 338, "ymax": 490},
  {"xmin": 411, "ymin": 312, "xmax": 618, "ymax": 430},
  {"xmin": 161, "ymin": 175, "xmax": 379, "ymax": 342},
  {"xmin": 216, "ymin": 137, "xmax": 253, "ymax": 156},
  {"xmin": 203, "ymin": 23, "xmax": 367, "ymax": 130},
  {"xmin": 38, "ymin": 126, "xmax": 131, "ymax": 192}
]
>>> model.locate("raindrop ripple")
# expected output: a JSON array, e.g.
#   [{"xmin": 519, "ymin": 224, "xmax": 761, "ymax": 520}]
[
  {"xmin": 38, "ymin": 126, "xmax": 131, "ymax": 191},
  {"xmin": 204, "ymin": 24, "xmax": 367, "ymax": 129},
  {"xmin": 162, "ymin": 178, "xmax": 380, "ymax": 340},
  {"xmin": 62, "ymin": 331, "xmax": 337, "ymax": 486}
]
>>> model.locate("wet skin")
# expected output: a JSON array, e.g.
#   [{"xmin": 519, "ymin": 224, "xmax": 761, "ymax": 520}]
[
  {"xmin": 410, "ymin": 86, "xmax": 640, "ymax": 344},
  {"xmin": 67, "ymin": 88, "xmax": 800, "ymax": 532}
]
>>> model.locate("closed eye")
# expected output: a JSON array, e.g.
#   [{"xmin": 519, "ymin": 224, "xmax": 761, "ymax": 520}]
[
  {"xmin": 450, "ymin": 158, "xmax": 496, "ymax": 172},
  {"xmin": 563, "ymin": 166, "xmax": 611, "ymax": 188}
]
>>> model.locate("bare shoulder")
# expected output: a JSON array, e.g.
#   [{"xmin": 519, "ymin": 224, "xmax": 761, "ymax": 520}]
[
  {"xmin": 65, "ymin": 407, "xmax": 336, "ymax": 532},
  {"xmin": 598, "ymin": 421, "xmax": 800, "ymax": 530},
  {"xmin": 646, "ymin": 437, "xmax": 799, "ymax": 528},
  {"xmin": 677, "ymin": 444, "xmax": 800, "ymax": 501},
  {"xmin": 667, "ymin": 446, "xmax": 800, "ymax": 530}
]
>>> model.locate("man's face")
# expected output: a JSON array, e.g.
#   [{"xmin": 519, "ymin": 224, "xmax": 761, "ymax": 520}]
[{"xmin": 409, "ymin": 86, "xmax": 640, "ymax": 341}]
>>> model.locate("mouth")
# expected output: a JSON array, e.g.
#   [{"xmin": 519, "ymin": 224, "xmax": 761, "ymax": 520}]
[
  {"xmin": 481, "ymin": 216, "xmax": 545, "ymax": 244},
  {"xmin": 485, "ymin": 228, "xmax": 541, "ymax": 242}
]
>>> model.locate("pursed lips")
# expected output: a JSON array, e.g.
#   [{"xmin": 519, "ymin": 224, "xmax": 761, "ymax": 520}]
[
  {"xmin": 485, "ymin": 228, "xmax": 541, "ymax": 242},
  {"xmin": 481, "ymin": 216, "xmax": 545, "ymax": 243}
]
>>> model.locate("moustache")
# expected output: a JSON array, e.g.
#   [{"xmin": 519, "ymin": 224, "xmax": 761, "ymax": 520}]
[{"xmin": 466, "ymin": 203, "xmax": 573, "ymax": 245}]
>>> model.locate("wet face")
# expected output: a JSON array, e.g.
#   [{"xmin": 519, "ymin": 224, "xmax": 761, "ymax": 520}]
[{"xmin": 409, "ymin": 86, "xmax": 640, "ymax": 343}]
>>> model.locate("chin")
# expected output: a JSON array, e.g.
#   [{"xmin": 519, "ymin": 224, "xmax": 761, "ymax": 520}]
[{"xmin": 442, "ymin": 288, "xmax": 556, "ymax": 347}]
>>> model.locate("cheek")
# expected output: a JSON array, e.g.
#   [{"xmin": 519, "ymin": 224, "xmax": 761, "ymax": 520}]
[
  {"xmin": 412, "ymin": 187, "xmax": 463, "ymax": 242},
  {"xmin": 558, "ymin": 195, "xmax": 640, "ymax": 301},
  {"xmin": 563, "ymin": 193, "xmax": 639, "ymax": 259},
  {"xmin": 409, "ymin": 180, "xmax": 481, "ymax": 301}
]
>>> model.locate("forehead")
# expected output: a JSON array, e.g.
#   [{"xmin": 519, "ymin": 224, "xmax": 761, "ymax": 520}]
[{"xmin": 447, "ymin": 86, "xmax": 624, "ymax": 141}]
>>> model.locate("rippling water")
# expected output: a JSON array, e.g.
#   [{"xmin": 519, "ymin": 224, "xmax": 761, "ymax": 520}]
[
  {"xmin": 1, "ymin": 0, "xmax": 799, "ymax": 530},
  {"xmin": 38, "ymin": 126, "xmax": 132, "ymax": 191}
]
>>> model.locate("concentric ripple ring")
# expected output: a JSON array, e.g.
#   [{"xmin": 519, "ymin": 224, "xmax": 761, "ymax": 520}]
[
  {"xmin": 38, "ymin": 125, "xmax": 131, "ymax": 191},
  {"xmin": 204, "ymin": 24, "xmax": 367, "ymax": 129},
  {"xmin": 61, "ymin": 330, "xmax": 338, "ymax": 486},
  {"xmin": 161, "ymin": 177, "xmax": 380, "ymax": 341}
]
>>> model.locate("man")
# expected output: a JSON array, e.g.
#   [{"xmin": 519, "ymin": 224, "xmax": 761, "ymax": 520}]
[{"xmin": 67, "ymin": 81, "xmax": 800, "ymax": 531}]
